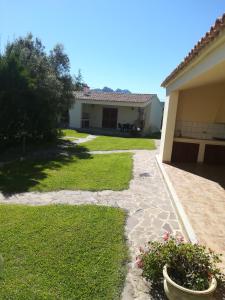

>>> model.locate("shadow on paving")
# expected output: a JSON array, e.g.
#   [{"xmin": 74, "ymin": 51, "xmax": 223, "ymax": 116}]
[
  {"xmin": 170, "ymin": 162, "xmax": 225, "ymax": 190},
  {"xmin": 214, "ymin": 284, "xmax": 225, "ymax": 300},
  {"xmin": 148, "ymin": 284, "xmax": 167, "ymax": 300},
  {"xmin": 0, "ymin": 140, "xmax": 92, "ymax": 196}
]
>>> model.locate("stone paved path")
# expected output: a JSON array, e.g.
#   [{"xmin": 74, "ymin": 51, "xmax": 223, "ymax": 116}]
[
  {"xmin": 0, "ymin": 144, "xmax": 183, "ymax": 299},
  {"xmin": 74, "ymin": 134, "xmax": 97, "ymax": 144},
  {"xmin": 90, "ymin": 149, "xmax": 135, "ymax": 154}
]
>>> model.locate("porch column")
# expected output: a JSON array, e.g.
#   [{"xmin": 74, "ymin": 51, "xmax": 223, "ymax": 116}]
[{"xmin": 159, "ymin": 91, "xmax": 179, "ymax": 162}]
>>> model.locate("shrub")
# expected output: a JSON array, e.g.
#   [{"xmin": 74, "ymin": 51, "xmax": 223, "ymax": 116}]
[{"xmin": 137, "ymin": 233, "xmax": 224, "ymax": 291}]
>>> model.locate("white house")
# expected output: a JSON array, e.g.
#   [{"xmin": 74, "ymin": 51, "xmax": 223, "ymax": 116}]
[
  {"xmin": 69, "ymin": 89, "xmax": 163, "ymax": 135},
  {"xmin": 160, "ymin": 13, "xmax": 225, "ymax": 164}
]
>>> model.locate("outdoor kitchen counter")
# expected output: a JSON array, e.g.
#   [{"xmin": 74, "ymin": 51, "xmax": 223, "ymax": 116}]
[{"xmin": 173, "ymin": 137, "xmax": 225, "ymax": 163}]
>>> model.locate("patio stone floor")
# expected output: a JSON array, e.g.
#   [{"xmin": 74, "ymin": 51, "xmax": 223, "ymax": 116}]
[
  {"xmin": 164, "ymin": 163, "xmax": 225, "ymax": 271},
  {"xmin": 0, "ymin": 145, "xmax": 183, "ymax": 299}
]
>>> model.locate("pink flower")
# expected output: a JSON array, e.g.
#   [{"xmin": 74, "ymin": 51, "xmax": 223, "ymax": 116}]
[
  {"xmin": 136, "ymin": 259, "xmax": 144, "ymax": 268},
  {"xmin": 163, "ymin": 231, "xmax": 170, "ymax": 241},
  {"xmin": 176, "ymin": 235, "xmax": 184, "ymax": 243}
]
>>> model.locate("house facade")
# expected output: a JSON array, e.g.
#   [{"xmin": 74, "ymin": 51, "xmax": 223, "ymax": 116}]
[
  {"xmin": 69, "ymin": 91, "xmax": 163, "ymax": 135},
  {"xmin": 160, "ymin": 13, "xmax": 225, "ymax": 164}
]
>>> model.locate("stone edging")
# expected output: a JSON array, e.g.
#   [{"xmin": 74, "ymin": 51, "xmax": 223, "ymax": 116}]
[{"xmin": 155, "ymin": 155, "xmax": 198, "ymax": 244}]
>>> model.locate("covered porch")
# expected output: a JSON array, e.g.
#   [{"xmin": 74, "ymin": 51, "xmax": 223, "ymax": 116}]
[
  {"xmin": 81, "ymin": 102, "xmax": 147, "ymax": 132},
  {"xmin": 160, "ymin": 35, "xmax": 225, "ymax": 164},
  {"xmin": 159, "ymin": 16, "xmax": 225, "ymax": 274},
  {"xmin": 172, "ymin": 80, "xmax": 225, "ymax": 164}
]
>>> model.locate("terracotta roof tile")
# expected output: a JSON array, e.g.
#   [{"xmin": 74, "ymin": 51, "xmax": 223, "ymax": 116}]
[
  {"xmin": 74, "ymin": 92, "xmax": 155, "ymax": 104},
  {"xmin": 161, "ymin": 13, "xmax": 225, "ymax": 87}
]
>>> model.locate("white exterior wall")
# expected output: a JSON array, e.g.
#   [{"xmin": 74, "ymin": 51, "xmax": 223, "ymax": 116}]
[
  {"xmin": 142, "ymin": 96, "xmax": 163, "ymax": 134},
  {"xmin": 69, "ymin": 101, "xmax": 82, "ymax": 128},
  {"xmin": 117, "ymin": 106, "xmax": 139, "ymax": 124},
  {"xmin": 142, "ymin": 103, "xmax": 151, "ymax": 134},
  {"xmin": 149, "ymin": 95, "xmax": 163, "ymax": 132},
  {"xmin": 82, "ymin": 104, "xmax": 103, "ymax": 127}
]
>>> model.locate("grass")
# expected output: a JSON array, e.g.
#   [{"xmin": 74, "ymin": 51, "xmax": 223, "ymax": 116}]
[
  {"xmin": 0, "ymin": 139, "xmax": 61, "ymax": 163},
  {"xmin": 61, "ymin": 129, "xmax": 88, "ymax": 139},
  {"xmin": 0, "ymin": 152, "xmax": 133, "ymax": 193},
  {"xmin": 82, "ymin": 135, "xmax": 156, "ymax": 151},
  {"xmin": 0, "ymin": 204, "xmax": 128, "ymax": 300}
]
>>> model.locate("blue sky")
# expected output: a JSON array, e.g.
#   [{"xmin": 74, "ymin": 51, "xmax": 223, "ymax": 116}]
[{"xmin": 1, "ymin": 1, "xmax": 225, "ymax": 100}]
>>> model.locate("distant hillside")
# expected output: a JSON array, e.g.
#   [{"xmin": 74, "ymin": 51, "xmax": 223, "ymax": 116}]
[{"xmin": 91, "ymin": 86, "xmax": 131, "ymax": 94}]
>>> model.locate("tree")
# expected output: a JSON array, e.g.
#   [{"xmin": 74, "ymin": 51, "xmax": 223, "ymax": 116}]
[
  {"xmin": 0, "ymin": 54, "xmax": 35, "ymax": 144},
  {"xmin": 0, "ymin": 34, "xmax": 74, "ymax": 146},
  {"xmin": 73, "ymin": 69, "xmax": 84, "ymax": 91},
  {"xmin": 49, "ymin": 44, "xmax": 74, "ymax": 124}
]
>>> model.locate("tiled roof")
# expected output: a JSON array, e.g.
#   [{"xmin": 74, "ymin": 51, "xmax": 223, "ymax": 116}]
[
  {"xmin": 74, "ymin": 92, "xmax": 154, "ymax": 103},
  {"xmin": 161, "ymin": 13, "xmax": 225, "ymax": 87}
]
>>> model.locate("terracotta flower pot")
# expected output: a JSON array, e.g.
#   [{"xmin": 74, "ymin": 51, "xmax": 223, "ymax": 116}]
[{"xmin": 163, "ymin": 265, "xmax": 217, "ymax": 300}]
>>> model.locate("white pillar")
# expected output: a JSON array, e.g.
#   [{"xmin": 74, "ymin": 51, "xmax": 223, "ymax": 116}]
[
  {"xmin": 69, "ymin": 101, "xmax": 82, "ymax": 128},
  {"xmin": 197, "ymin": 142, "xmax": 205, "ymax": 163},
  {"xmin": 159, "ymin": 91, "xmax": 179, "ymax": 162}
]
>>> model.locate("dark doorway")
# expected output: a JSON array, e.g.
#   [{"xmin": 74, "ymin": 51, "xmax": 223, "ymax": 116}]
[
  {"xmin": 204, "ymin": 144, "xmax": 225, "ymax": 165},
  {"xmin": 102, "ymin": 108, "xmax": 118, "ymax": 128},
  {"xmin": 171, "ymin": 142, "xmax": 199, "ymax": 163}
]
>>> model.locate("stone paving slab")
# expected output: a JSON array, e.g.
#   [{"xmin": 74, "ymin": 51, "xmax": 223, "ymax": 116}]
[{"xmin": 0, "ymin": 147, "xmax": 183, "ymax": 299}]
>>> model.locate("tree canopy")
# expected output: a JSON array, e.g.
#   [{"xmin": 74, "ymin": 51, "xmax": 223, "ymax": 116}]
[{"xmin": 0, "ymin": 34, "xmax": 79, "ymax": 146}]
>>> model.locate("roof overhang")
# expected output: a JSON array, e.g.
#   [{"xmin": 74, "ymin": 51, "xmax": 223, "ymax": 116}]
[
  {"xmin": 74, "ymin": 98, "xmax": 151, "ymax": 108},
  {"xmin": 164, "ymin": 31, "xmax": 225, "ymax": 95}
]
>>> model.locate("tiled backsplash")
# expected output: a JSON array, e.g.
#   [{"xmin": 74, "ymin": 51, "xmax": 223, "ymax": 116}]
[{"xmin": 175, "ymin": 121, "xmax": 225, "ymax": 140}]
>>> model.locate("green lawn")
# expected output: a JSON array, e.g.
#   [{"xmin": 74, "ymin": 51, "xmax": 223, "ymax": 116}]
[
  {"xmin": 0, "ymin": 204, "xmax": 128, "ymax": 300},
  {"xmin": 82, "ymin": 136, "xmax": 155, "ymax": 151},
  {"xmin": 61, "ymin": 129, "xmax": 88, "ymax": 139},
  {"xmin": 0, "ymin": 152, "xmax": 132, "ymax": 193}
]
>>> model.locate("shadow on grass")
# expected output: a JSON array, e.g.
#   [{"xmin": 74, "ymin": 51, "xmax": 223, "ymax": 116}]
[
  {"xmin": 74, "ymin": 128, "xmax": 161, "ymax": 139},
  {"xmin": 0, "ymin": 140, "xmax": 92, "ymax": 196}
]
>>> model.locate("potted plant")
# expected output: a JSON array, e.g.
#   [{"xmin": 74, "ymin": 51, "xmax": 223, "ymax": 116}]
[{"xmin": 136, "ymin": 233, "xmax": 224, "ymax": 300}]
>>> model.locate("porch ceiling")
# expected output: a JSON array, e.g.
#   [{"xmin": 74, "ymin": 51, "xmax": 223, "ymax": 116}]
[{"xmin": 180, "ymin": 59, "xmax": 225, "ymax": 90}]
